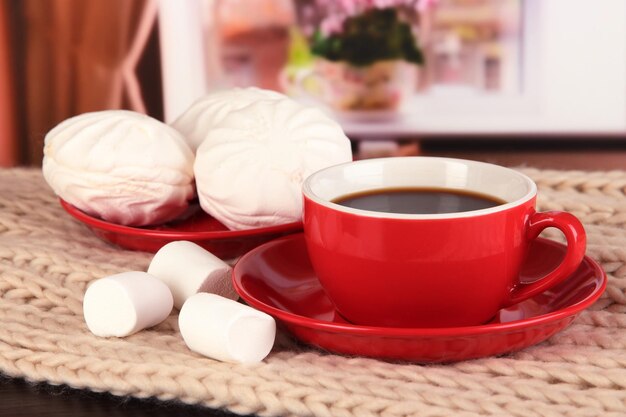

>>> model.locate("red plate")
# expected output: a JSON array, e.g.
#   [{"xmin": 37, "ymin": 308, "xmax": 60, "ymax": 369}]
[
  {"xmin": 233, "ymin": 233, "xmax": 606, "ymax": 363},
  {"xmin": 60, "ymin": 199, "xmax": 302, "ymax": 259}
]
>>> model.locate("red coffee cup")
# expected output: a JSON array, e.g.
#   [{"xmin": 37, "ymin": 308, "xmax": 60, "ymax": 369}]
[{"xmin": 302, "ymin": 157, "xmax": 586, "ymax": 328}]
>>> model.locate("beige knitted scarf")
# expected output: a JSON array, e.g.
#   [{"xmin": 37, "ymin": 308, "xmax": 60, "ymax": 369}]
[{"xmin": 0, "ymin": 168, "xmax": 624, "ymax": 416}]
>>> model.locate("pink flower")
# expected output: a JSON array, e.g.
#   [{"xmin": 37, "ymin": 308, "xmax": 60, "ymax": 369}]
[
  {"xmin": 372, "ymin": 0, "xmax": 400, "ymax": 9},
  {"xmin": 320, "ymin": 14, "xmax": 347, "ymax": 36},
  {"xmin": 317, "ymin": 0, "xmax": 437, "ymax": 14},
  {"xmin": 316, "ymin": 0, "xmax": 438, "ymax": 36},
  {"xmin": 339, "ymin": 0, "xmax": 358, "ymax": 15},
  {"xmin": 416, "ymin": 0, "xmax": 437, "ymax": 12}
]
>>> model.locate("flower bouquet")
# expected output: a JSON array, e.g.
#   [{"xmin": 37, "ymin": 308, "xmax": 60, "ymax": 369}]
[{"xmin": 295, "ymin": 0, "xmax": 435, "ymax": 113}]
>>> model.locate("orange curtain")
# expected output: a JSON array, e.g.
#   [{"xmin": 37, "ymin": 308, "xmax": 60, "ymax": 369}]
[
  {"xmin": 20, "ymin": 0, "xmax": 153, "ymax": 165},
  {"xmin": 0, "ymin": 2, "xmax": 18, "ymax": 167}
]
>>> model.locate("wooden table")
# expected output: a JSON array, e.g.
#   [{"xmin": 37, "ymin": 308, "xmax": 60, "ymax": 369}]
[{"xmin": 0, "ymin": 375, "xmax": 245, "ymax": 417}]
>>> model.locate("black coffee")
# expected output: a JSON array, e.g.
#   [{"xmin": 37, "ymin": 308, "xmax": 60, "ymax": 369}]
[{"xmin": 333, "ymin": 187, "xmax": 506, "ymax": 215}]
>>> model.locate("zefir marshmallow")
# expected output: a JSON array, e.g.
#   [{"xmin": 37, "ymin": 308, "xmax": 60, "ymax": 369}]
[
  {"xmin": 171, "ymin": 87, "xmax": 285, "ymax": 150},
  {"xmin": 194, "ymin": 95, "xmax": 353, "ymax": 230},
  {"xmin": 42, "ymin": 110, "xmax": 195, "ymax": 226},
  {"xmin": 147, "ymin": 241, "xmax": 237, "ymax": 309},
  {"xmin": 83, "ymin": 272, "xmax": 174, "ymax": 337},
  {"xmin": 179, "ymin": 293, "xmax": 276, "ymax": 364}
]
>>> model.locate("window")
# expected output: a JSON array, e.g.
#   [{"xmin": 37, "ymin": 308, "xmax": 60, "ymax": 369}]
[{"xmin": 158, "ymin": 0, "xmax": 626, "ymax": 136}]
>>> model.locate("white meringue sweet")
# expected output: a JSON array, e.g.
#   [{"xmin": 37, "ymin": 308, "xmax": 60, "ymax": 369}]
[
  {"xmin": 171, "ymin": 87, "xmax": 285, "ymax": 150},
  {"xmin": 147, "ymin": 241, "xmax": 237, "ymax": 309},
  {"xmin": 194, "ymin": 96, "xmax": 353, "ymax": 230},
  {"xmin": 43, "ymin": 110, "xmax": 195, "ymax": 226},
  {"xmin": 178, "ymin": 293, "xmax": 276, "ymax": 364},
  {"xmin": 83, "ymin": 271, "xmax": 174, "ymax": 338}
]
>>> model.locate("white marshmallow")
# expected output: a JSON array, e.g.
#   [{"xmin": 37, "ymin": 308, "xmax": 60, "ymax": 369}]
[
  {"xmin": 83, "ymin": 272, "xmax": 174, "ymax": 337},
  {"xmin": 43, "ymin": 110, "xmax": 195, "ymax": 226},
  {"xmin": 171, "ymin": 87, "xmax": 285, "ymax": 151},
  {"xmin": 147, "ymin": 241, "xmax": 237, "ymax": 309},
  {"xmin": 179, "ymin": 293, "xmax": 276, "ymax": 364},
  {"xmin": 194, "ymin": 95, "xmax": 353, "ymax": 230}
]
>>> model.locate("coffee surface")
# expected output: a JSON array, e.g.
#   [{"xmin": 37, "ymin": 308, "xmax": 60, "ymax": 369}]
[{"xmin": 333, "ymin": 187, "xmax": 506, "ymax": 214}]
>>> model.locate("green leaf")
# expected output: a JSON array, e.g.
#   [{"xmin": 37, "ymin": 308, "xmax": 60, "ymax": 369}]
[
  {"xmin": 287, "ymin": 27, "xmax": 314, "ymax": 67},
  {"xmin": 310, "ymin": 7, "xmax": 425, "ymax": 67}
]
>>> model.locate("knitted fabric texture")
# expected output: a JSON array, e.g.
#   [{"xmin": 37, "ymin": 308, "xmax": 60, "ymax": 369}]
[{"xmin": 0, "ymin": 168, "xmax": 625, "ymax": 417}]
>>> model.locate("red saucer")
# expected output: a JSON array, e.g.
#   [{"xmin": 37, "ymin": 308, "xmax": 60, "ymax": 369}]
[
  {"xmin": 233, "ymin": 233, "xmax": 606, "ymax": 362},
  {"xmin": 60, "ymin": 199, "xmax": 302, "ymax": 259}
]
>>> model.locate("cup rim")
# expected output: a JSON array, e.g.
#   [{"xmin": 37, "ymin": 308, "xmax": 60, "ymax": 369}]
[{"xmin": 302, "ymin": 157, "xmax": 537, "ymax": 220}]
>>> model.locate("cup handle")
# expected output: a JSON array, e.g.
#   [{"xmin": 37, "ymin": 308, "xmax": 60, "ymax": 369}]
[{"xmin": 506, "ymin": 211, "xmax": 587, "ymax": 306}]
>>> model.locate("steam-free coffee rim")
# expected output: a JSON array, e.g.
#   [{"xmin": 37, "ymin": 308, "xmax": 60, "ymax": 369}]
[{"xmin": 303, "ymin": 157, "xmax": 537, "ymax": 220}]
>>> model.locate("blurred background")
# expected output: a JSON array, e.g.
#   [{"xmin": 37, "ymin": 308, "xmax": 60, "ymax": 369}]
[{"xmin": 1, "ymin": 0, "xmax": 625, "ymax": 167}]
